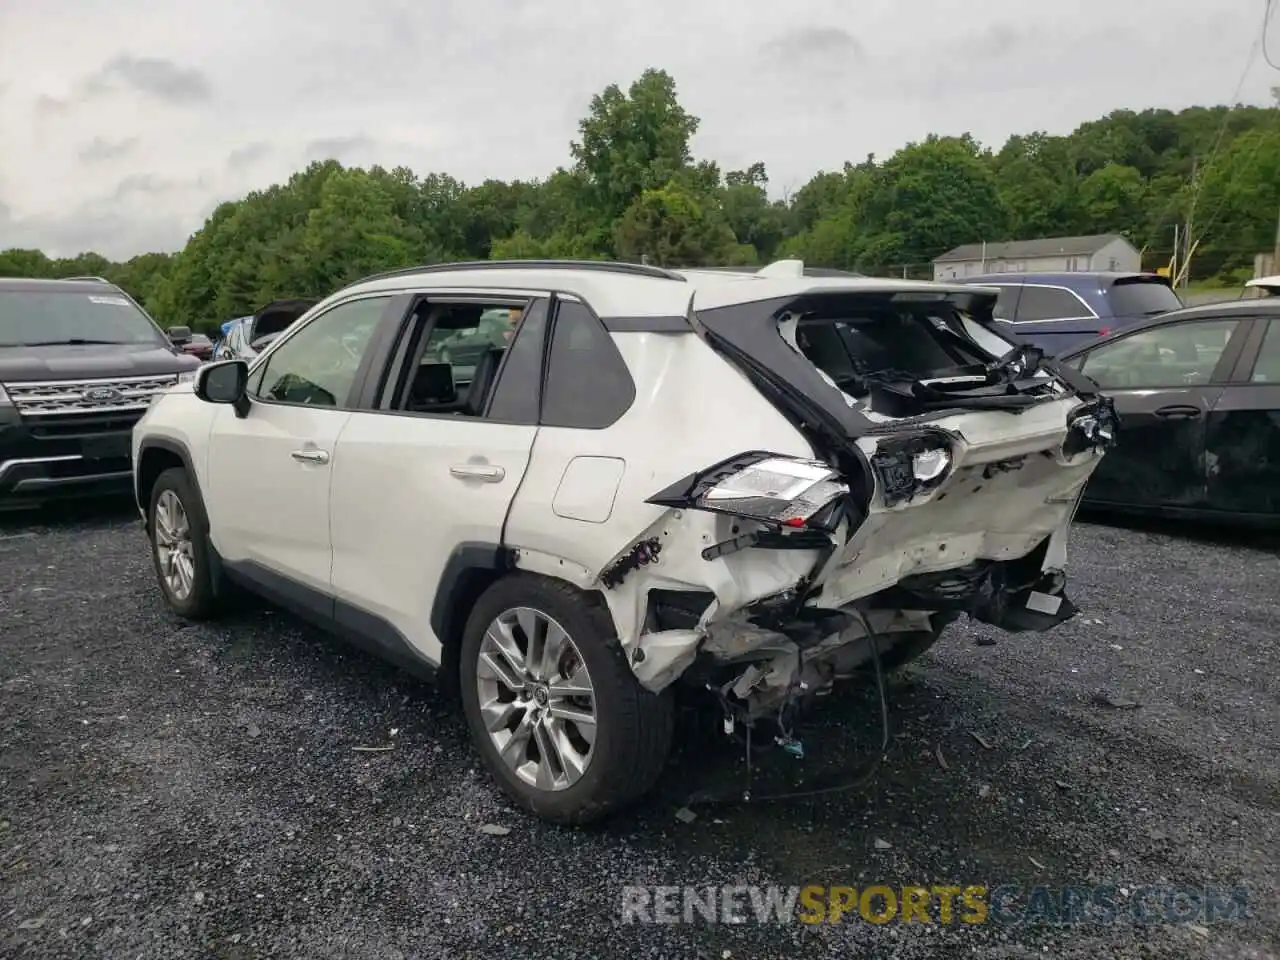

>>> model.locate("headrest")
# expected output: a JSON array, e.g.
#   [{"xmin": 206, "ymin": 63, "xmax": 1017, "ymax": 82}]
[{"xmin": 411, "ymin": 362, "xmax": 456, "ymax": 404}]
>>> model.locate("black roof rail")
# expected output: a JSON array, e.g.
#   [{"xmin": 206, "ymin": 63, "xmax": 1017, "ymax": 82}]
[
  {"xmin": 63, "ymin": 275, "xmax": 112, "ymax": 282},
  {"xmin": 355, "ymin": 259, "xmax": 687, "ymax": 285}
]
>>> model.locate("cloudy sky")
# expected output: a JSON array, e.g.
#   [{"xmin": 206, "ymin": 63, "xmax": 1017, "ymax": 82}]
[{"xmin": 0, "ymin": 0, "xmax": 1274, "ymax": 259}]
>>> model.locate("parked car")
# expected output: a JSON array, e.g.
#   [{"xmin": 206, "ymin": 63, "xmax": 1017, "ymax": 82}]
[
  {"xmin": 1060, "ymin": 296, "xmax": 1280, "ymax": 522},
  {"xmin": 1243, "ymin": 275, "xmax": 1280, "ymax": 298},
  {"xmin": 132, "ymin": 258, "xmax": 1114, "ymax": 823},
  {"xmin": 212, "ymin": 299, "xmax": 317, "ymax": 362},
  {"xmin": 173, "ymin": 331, "xmax": 214, "ymax": 362},
  {"xmin": 956, "ymin": 271, "xmax": 1183, "ymax": 355},
  {"xmin": 0, "ymin": 277, "xmax": 198, "ymax": 508}
]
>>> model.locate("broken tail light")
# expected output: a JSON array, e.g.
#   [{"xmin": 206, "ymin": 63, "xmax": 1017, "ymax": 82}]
[
  {"xmin": 868, "ymin": 433, "xmax": 955, "ymax": 507},
  {"xmin": 647, "ymin": 452, "xmax": 850, "ymax": 528},
  {"xmin": 1062, "ymin": 398, "xmax": 1119, "ymax": 458}
]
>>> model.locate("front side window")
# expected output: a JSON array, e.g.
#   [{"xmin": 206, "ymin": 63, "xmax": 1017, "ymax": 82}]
[
  {"xmin": 251, "ymin": 296, "xmax": 388, "ymax": 407},
  {"xmin": 1078, "ymin": 319, "xmax": 1240, "ymax": 389},
  {"xmin": 0, "ymin": 288, "xmax": 166, "ymax": 347},
  {"xmin": 1016, "ymin": 286, "xmax": 1092, "ymax": 322}
]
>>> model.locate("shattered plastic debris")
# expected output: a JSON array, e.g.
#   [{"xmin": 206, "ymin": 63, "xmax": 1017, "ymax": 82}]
[
  {"xmin": 971, "ymin": 731, "xmax": 994, "ymax": 750},
  {"xmin": 675, "ymin": 807, "xmax": 698, "ymax": 824},
  {"xmin": 935, "ymin": 746, "xmax": 949, "ymax": 770},
  {"xmin": 874, "ymin": 838, "xmax": 892, "ymax": 851},
  {"xmin": 1028, "ymin": 856, "xmax": 1046, "ymax": 870},
  {"xmin": 1092, "ymin": 693, "xmax": 1140, "ymax": 710},
  {"xmin": 478, "ymin": 824, "xmax": 511, "ymax": 836}
]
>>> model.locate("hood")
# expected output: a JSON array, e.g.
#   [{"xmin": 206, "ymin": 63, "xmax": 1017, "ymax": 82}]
[{"xmin": 0, "ymin": 341, "xmax": 200, "ymax": 383}]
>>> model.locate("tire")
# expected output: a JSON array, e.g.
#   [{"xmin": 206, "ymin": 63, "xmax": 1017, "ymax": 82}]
[
  {"xmin": 872, "ymin": 614, "xmax": 956, "ymax": 677},
  {"xmin": 147, "ymin": 467, "xmax": 222, "ymax": 620},
  {"xmin": 458, "ymin": 573, "xmax": 674, "ymax": 825}
]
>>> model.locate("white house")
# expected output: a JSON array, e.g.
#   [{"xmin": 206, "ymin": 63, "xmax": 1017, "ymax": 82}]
[{"xmin": 932, "ymin": 234, "xmax": 1141, "ymax": 280}]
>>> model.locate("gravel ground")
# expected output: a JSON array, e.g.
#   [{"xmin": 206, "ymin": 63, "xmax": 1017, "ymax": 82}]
[{"xmin": 0, "ymin": 501, "xmax": 1277, "ymax": 959}]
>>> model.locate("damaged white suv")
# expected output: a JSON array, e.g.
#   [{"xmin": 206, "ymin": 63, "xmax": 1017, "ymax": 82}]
[{"xmin": 131, "ymin": 258, "xmax": 1115, "ymax": 823}]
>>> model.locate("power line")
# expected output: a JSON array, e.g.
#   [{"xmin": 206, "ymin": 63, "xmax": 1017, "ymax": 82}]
[
  {"xmin": 1264, "ymin": 0, "xmax": 1280, "ymax": 71},
  {"xmin": 1178, "ymin": 14, "xmax": 1270, "ymax": 278}
]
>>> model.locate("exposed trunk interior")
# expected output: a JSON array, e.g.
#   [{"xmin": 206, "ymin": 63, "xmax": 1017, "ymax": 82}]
[{"xmin": 785, "ymin": 292, "xmax": 1062, "ymax": 418}]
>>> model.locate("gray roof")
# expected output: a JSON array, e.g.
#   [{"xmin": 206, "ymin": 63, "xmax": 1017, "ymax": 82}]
[{"xmin": 934, "ymin": 234, "xmax": 1127, "ymax": 263}]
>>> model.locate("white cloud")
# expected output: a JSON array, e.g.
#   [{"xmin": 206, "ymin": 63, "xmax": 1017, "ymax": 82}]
[{"xmin": 0, "ymin": 0, "xmax": 1272, "ymax": 258}]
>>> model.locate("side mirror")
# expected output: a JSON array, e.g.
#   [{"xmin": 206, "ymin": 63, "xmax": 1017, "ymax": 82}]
[
  {"xmin": 195, "ymin": 360, "xmax": 250, "ymax": 417},
  {"xmin": 167, "ymin": 325, "xmax": 192, "ymax": 343}
]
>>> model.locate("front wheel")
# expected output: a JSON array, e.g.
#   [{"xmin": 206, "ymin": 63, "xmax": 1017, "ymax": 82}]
[
  {"xmin": 458, "ymin": 573, "xmax": 674, "ymax": 824},
  {"xmin": 147, "ymin": 467, "xmax": 222, "ymax": 620}
]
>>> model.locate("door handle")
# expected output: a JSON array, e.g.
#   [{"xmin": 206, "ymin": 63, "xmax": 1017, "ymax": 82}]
[
  {"xmin": 290, "ymin": 449, "xmax": 330, "ymax": 464},
  {"xmin": 450, "ymin": 463, "xmax": 505, "ymax": 482},
  {"xmin": 1153, "ymin": 405, "xmax": 1202, "ymax": 420}
]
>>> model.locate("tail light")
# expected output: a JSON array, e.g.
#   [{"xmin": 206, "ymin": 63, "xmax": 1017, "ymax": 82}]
[{"xmin": 647, "ymin": 452, "xmax": 849, "ymax": 528}]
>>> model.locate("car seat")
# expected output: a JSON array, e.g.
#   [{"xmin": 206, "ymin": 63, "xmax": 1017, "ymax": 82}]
[{"xmin": 408, "ymin": 362, "xmax": 456, "ymax": 409}]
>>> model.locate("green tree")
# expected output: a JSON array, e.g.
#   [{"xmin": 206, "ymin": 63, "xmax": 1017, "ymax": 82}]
[
  {"xmin": 613, "ymin": 182, "xmax": 745, "ymax": 266},
  {"xmin": 571, "ymin": 68, "xmax": 700, "ymax": 222},
  {"xmin": 1078, "ymin": 163, "xmax": 1146, "ymax": 236}
]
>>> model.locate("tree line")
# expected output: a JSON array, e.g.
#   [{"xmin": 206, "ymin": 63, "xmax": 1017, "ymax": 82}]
[{"xmin": 2, "ymin": 68, "xmax": 1278, "ymax": 332}]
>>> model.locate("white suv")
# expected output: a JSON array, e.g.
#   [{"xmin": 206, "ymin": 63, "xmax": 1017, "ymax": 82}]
[{"xmin": 132, "ymin": 258, "xmax": 1116, "ymax": 823}]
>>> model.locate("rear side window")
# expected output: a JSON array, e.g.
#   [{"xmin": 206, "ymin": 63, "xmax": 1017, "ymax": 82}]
[
  {"xmin": 1107, "ymin": 278, "xmax": 1182, "ymax": 318},
  {"xmin": 1015, "ymin": 286, "xmax": 1091, "ymax": 322},
  {"xmin": 540, "ymin": 300, "xmax": 636, "ymax": 429}
]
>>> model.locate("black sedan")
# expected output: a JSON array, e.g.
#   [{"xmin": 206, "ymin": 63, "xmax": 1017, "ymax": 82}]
[{"xmin": 1058, "ymin": 298, "xmax": 1280, "ymax": 523}]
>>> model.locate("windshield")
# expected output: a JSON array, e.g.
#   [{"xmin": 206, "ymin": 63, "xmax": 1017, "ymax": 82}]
[
  {"xmin": 1108, "ymin": 278, "xmax": 1182, "ymax": 317},
  {"xmin": 0, "ymin": 289, "xmax": 165, "ymax": 347}
]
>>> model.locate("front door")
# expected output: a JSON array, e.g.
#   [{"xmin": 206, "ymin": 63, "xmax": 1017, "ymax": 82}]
[
  {"xmin": 1204, "ymin": 316, "xmax": 1280, "ymax": 516},
  {"xmin": 202, "ymin": 294, "xmax": 393, "ymax": 598},
  {"xmin": 1073, "ymin": 316, "xmax": 1248, "ymax": 509}
]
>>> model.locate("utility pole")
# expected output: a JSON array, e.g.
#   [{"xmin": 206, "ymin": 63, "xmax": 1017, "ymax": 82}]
[{"xmin": 1180, "ymin": 158, "xmax": 1198, "ymax": 293}]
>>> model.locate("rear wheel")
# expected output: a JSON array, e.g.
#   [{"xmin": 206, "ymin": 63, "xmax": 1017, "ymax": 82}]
[
  {"xmin": 147, "ymin": 467, "xmax": 222, "ymax": 620},
  {"xmin": 458, "ymin": 573, "xmax": 674, "ymax": 824}
]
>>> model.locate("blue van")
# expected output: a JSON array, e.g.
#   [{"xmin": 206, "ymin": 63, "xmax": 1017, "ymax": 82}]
[{"xmin": 957, "ymin": 271, "xmax": 1182, "ymax": 355}]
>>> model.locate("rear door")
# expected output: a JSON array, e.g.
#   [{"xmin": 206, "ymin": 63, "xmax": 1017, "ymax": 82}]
[
  {"xmin": 1203, "ymin": 315, "xmax": 1280, "ymax": 516},
  {"xmin": 327, "ymin": 291, "xmax": 548, "ymax": 667},
  {"xmin": 1011, "ymin": 283, "xmax": 1102, "ymax": 355},
  {"xmin": 1071, "ymin": 315, "xmax": 1252, "ymax": 510}
]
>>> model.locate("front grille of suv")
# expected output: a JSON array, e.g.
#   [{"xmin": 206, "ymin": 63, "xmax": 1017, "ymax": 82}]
[{"xmin": 6, "ymin": 375, "xmax": 180, "ymax": 416}]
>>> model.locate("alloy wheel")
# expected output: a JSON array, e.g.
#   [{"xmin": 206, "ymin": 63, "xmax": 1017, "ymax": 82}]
[
  {"xmin": 475, "ymin": 606, "xmax": 598, "ymax": 791},
  {"xmin": 153, "ymin": 489, "xmax": 195, "ymax": 601}
]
